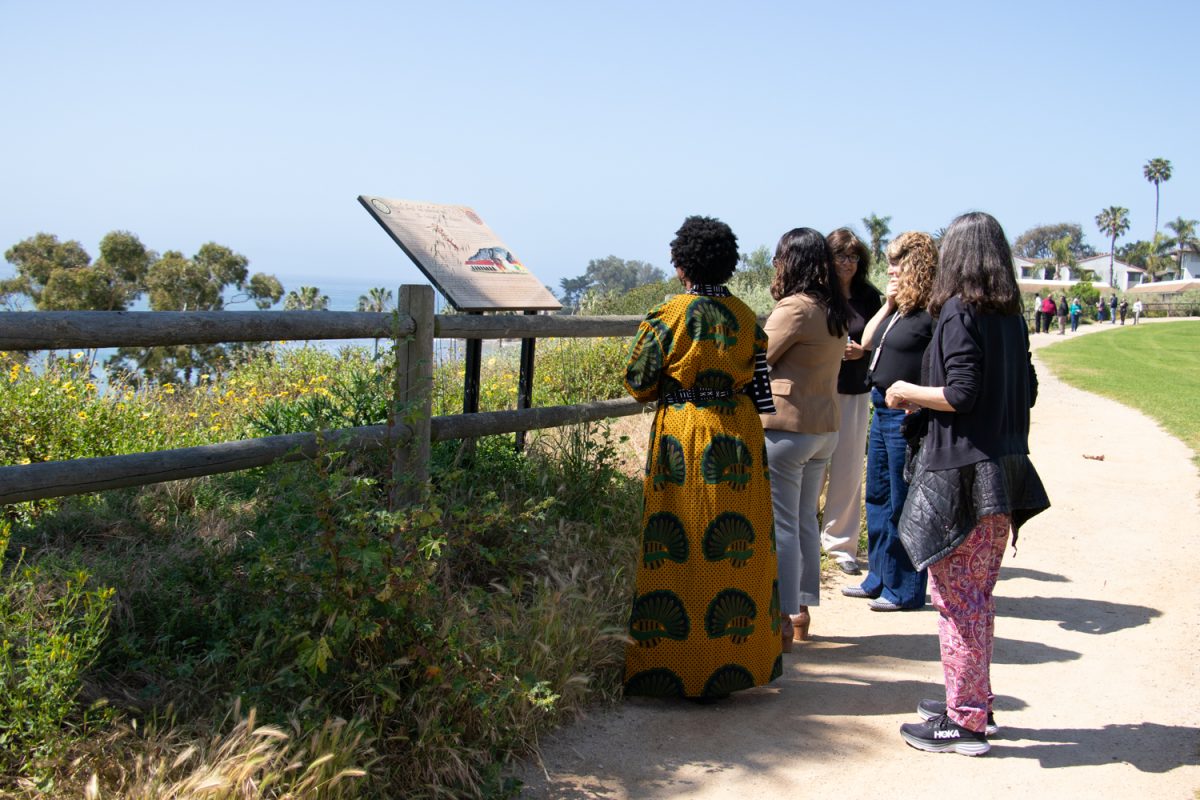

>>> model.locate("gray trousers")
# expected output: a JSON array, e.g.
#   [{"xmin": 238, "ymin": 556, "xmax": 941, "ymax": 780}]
[{"xmin": 766, "ymin": 429, "xmax": 839, "ymax": 613}]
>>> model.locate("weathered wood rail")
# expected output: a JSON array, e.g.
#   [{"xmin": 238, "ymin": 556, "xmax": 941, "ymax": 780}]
[{"xmin": 0, "ymin": 286, "xmax": 647, "ymax": 507}]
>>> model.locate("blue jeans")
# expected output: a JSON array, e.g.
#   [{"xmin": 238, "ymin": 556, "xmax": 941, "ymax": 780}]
[
  {"xmin": 1070, "ymin": 312, "xmax": 1080, "ymax": 332},
  {"xmin": 859, "ymin": 389, "xmax": 927, "ymax": 607},
  {"xmin": 766, "ymin": 429, "xmax": 838, "ymax": 612}
]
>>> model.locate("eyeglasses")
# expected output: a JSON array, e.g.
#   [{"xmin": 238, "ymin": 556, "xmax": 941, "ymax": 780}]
[{"xmin": 834, "ymin": 254, "xmax": 859, "ymax": 265}]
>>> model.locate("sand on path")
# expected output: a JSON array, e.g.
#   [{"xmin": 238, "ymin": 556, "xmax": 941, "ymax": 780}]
[{"xmin": 517, "ymin": 319, "xmax": 1200, "ymax": 799}]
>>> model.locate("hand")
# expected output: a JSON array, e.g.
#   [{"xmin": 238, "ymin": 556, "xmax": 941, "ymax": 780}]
[
  {"xmin": 844, "ymin": 341, "xmax": 866, "ymax": 361},
  {"xmin": 885, "ymin": 381, "xmax": 921, "ymax": 412},
  {"xmin": 885, "ymin": 277, "xmax": 899, "ymax": 307}
]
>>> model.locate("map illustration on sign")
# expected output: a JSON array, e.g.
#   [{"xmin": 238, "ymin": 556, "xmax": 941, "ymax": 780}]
[{"xmin": 358, "ymin": 195, "xmax": 561, "ymax": 312}]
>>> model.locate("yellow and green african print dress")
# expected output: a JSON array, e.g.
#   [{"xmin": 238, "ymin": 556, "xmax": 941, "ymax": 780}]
[{"xmin": 623, "ymin": 291, "xmax": 781, "ymax": 699}]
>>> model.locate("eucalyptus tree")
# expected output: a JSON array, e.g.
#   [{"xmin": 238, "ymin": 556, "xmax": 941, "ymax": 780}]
[
  {"xmin": 1095, "ymin": 206, "xmax": 1131, "ymax": 287},
  {"xmin": 1164, "ymin": 216, "xmax": 1198, "ymax": 272},
  {"xmin": 861, "ymin": 213, "xmax": 892, "ymax": 263},
  {"xmin": 2, "ymin": 232, "xmax": 126, "ymax": 310},
  {"xmin": 1143, "ymin": 158, "xmax": 1172, "ymax": 235}
]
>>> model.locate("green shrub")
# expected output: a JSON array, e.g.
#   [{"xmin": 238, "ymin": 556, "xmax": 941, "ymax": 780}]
[{"xmin": 0, "ymin": 522, "xmax": 114, "ymax": 780}]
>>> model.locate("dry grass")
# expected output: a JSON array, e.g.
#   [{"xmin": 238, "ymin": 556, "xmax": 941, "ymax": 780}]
[{"xmin": 60, "ymin": 703, "xmax": 374, "ymax": 800}]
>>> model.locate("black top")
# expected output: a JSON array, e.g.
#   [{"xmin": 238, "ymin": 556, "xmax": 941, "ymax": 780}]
[
  {"xmin": 922, "ymin": 297, "xmax": 1038, "ymax": 471},
  {"xmin": 836, "ymin": 284, "xmax": 883, "ymax": 394},
  {"xmin": 866, "ymin": 308, "xmax": 933, "ymax": 391}
]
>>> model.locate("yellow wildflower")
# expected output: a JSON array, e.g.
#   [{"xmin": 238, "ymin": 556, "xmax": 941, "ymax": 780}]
[{"xmin": 77, "ymin": 411, "xmax": 88, "ymax": 420}]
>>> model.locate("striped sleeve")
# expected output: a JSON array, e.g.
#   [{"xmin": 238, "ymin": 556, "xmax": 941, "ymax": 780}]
[{"xmin": 745, "ymin": 350, "xmax": 775, "ymax": 413}]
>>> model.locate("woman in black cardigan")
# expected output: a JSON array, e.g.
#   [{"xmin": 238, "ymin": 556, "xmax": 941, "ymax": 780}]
[{"xmin": 884, "ymin": 212, "xmax": 1049, "ymax": 757}]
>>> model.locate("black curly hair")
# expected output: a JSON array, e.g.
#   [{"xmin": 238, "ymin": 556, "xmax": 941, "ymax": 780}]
[{"xmin": 669, "ymin": 215, "xmax": 740, "ymax": 286}]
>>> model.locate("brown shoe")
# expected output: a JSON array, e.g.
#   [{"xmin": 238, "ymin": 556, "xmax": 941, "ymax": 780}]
[{"xmin": 791, "ymin": 607, "xmax": 811, "ymax": 641}]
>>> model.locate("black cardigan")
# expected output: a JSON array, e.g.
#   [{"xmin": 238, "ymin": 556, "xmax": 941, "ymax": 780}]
[{"xmin": 922, "ymin": 297, "xmax": 1037, "ymax": 471}]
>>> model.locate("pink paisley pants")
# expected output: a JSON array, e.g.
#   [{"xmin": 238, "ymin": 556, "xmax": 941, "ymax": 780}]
[{"xmin": 928, "ymin": 513, "xmax": 1010, "ymax": 733}]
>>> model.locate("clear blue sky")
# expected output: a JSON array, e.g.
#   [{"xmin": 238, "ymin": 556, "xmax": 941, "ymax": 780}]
[{"xmin": 2, "ymin": 0, "xmax": 1197, "ymax": 299}]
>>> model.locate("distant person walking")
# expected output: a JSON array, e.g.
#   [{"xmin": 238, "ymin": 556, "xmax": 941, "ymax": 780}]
[
  {"xmin": 1133, "ymin": 298, "xmax": 1143, "ymax": 324},
  {"xmin": 1119, "ymin": 298, "xmax": 1129, "ymax": 325},
  {"xmin": 885, "ymin": 212, "xmax": 1049, "ymax": 757},
  {"xmin": 1109, "ymin": 293, "xmax": 1118, "ymax": 324},
  {"xmin": 1070, "ymin": 297, "xmax": 1082, "ymax": 332},
  {"xmin": 1040, "ymin": 295, "xmax": 1057, "ymax": 335},
  {"xmin": 1056, "ymin": 294, "xmax": 1068, "ymax": 335},
  {"xmin": 1032, "ymin": 292, "xmax": 1043, "ymax": 333}
]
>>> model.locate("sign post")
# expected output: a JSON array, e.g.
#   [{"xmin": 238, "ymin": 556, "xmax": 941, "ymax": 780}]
[{"xmin": 359, "ymin": 196, "xmax": 562, "ymax": 452}]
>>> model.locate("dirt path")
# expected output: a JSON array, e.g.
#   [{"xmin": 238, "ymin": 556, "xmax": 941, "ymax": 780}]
[{"xmin": 517, "ymin": 320, "xmax": 1200, "ymax": 799}]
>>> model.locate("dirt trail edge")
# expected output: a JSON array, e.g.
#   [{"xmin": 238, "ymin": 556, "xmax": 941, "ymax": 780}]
[{"xmin": 516, "ymin": 321, "xmax": 1200, "ymax": 799}]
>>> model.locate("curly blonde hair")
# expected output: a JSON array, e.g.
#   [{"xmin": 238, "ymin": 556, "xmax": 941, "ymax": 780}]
[{"xmin": 886, "ymin": 231, "xmax": 938, "ymax": 313}]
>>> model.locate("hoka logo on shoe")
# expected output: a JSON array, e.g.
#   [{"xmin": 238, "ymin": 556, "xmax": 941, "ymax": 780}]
[{"xmin": 933, "ymin": 729, "xmax": 960, "ymax": 740}]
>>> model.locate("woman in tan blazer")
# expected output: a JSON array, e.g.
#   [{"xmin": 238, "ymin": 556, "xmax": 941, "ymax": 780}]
[{"xmin": 762, "ymin": 228, "xmax": 849, "ymax": 642}]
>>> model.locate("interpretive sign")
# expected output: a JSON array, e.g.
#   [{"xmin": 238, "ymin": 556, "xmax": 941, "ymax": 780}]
[{"xmin": 358, "ymin": 195, "xmax": 561, "ymax": 312}]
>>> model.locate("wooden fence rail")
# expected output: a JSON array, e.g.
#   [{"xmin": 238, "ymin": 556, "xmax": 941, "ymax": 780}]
[
  {"xmin": 0, "ymin": 287, "xmax": 649, "ymax": 507},
  {"xmin": 0, "ymin": 310, "xmax": 641, "ymax": 350}
]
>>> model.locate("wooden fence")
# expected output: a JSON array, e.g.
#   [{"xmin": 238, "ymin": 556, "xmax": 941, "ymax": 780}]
[{"xmin": 0, "ymin": 285, "xmax": 648, "ymax": 508}]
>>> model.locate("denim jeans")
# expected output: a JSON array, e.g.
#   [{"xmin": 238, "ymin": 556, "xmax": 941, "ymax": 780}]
[
  {"xmin": 859, "ymin": 389, "xmax": 927, "ymax": 607},
  {"xmin": 766, "ymin": 428, "xmax": 838, "ymax": 612}
]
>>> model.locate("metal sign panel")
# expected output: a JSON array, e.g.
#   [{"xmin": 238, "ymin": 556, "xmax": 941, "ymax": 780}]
[{"xmin": 358, "ymin": 195, "xmax": 562, "ymax": 312}]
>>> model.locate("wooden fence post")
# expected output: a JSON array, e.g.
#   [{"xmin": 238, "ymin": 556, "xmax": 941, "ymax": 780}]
[{"xmin": 391, "ymin": 285, "xmax": 434, "ymax": 509}]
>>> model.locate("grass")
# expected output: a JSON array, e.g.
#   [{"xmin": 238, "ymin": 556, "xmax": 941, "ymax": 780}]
[{"xmin": 1038, "ymin": 321, "xmax": 1200, "ymax": 465}]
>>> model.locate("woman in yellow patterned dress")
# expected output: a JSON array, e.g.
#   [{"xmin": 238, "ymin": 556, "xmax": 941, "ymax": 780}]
[{"xmin": 622, "ymin": 216, "xmax": 783, "ymax": 701}]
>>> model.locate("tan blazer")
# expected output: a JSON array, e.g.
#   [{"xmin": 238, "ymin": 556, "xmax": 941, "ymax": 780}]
[{"xmin": 760, "ymin": 293, "xmax": 844, "ymax": 434}]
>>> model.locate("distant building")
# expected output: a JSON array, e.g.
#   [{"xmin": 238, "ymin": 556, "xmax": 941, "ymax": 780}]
[{"xmin": 1013, "ymin": 254, "xmax": 1144, "ymax": 292}]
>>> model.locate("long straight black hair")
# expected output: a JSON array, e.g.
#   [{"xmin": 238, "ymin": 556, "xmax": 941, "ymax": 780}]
[
  {"xmin": 930, "ymin": 212, "xmax": 1022, "ymax": 317},
  {"xmin": 770, "ymin": 227, "xmax": 849, "ymax": 337}
]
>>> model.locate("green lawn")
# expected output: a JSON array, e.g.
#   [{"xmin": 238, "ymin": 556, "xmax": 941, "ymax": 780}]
[{"xmin": 1038, "ymin": 321, "xmax": 1200, "ymax": 464}]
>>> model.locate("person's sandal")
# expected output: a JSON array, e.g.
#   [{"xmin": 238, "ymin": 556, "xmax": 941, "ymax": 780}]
[
  {"xmin": 780, "ymin": 615, "xmax": 794, "ymax": 652},
  {"xmin": 791, "ymin": 607, "xmax": 811, "ymax": 641}
]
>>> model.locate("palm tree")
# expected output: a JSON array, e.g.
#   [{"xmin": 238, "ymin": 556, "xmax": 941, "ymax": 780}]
[
  {"xmin": 1143, "ymin": 158, "xmax": 1172, "ymax": 235},
  {"xmin": 861, "ymin": 213, "xmax": 892, "ymax": 263},
  {"xmin": 1142, "ymin": 232, "xmax": 1177, "ymax": 283},
  {"xmin": 1164, "ymin": 216, "xmax": 1198, "ymax": 273},
  {"xmin": 1049, "ymin": 235, "xmax": 1077, "ymax": 281},
  {"xmin": 1095, "ymin": 207, "xmax": 1131, "ymax": 288},
  {"xmin": 357, "ymin": 286, "xmax": 394, "ymax": 312},
  {"xmin": 283, "ymin": 285, "xmax": 330, "ymax": 311}
]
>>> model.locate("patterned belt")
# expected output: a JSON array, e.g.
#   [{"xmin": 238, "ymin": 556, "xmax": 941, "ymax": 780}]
[{"xmin": 660, "ymin": 387, "xmax": 736, "ymax": 406}]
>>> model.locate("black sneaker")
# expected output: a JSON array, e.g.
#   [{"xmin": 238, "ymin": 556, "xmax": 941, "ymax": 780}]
[
  {"xmin": 918, "ymin": 699, "xmax": 999, "ymax": 735},
  {"xmin": 900, "ymin": 713, "xmax": 990, "ymax": 756}
]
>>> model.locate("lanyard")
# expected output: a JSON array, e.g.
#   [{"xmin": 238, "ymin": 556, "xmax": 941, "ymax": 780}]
[{"xmin": 867, "ymin": 311, "xmax": 903, "ymax": 374}]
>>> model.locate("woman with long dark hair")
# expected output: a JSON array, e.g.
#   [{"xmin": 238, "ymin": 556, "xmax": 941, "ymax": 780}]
[
  {"xmin": 762, "ymin": 228, "xmax": 850, "ymax": 644},
  {"xmin": 819, "ymin": 229, "xmax": 882, "ymax": 575},
  {"xmin": 622, "ymin": 216, "xmax": 783, "ymax": 700},
  {"xmin": 885, "ymin": 212, "xmax": 1049, "ymax": 756}
]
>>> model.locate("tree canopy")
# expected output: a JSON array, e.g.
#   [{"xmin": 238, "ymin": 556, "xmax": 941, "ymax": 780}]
[
  {"xmin": 861, "ymin": 214, "xmax": 891, "ymax": 263},
  {"xmin": 4, "ymin": 229, "xmax": 290, "ymax": 382},
  {"xmin": 1012, "ymin": 223, "xmax": 1095, "ymax": 260},
  {"xmin": 557, "ymin": 255, "xmax": 666, "ymax": 310}
]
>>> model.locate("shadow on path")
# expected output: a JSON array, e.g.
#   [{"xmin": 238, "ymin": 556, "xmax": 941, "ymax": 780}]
[
  {"xmin": 999, "ymin": 566, "xmax": 1070, "ymax": 583},
  {"xmin": 996, "ymin": 596, "xmax": 1161, "ymax": 634},
  {"xmin": 812, "ymin": 633, "xmax": 1081, "ymax": 665},
  {"xmin": 995, "ymin": 723, "xmax": 1200, "ymax": 772}
]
